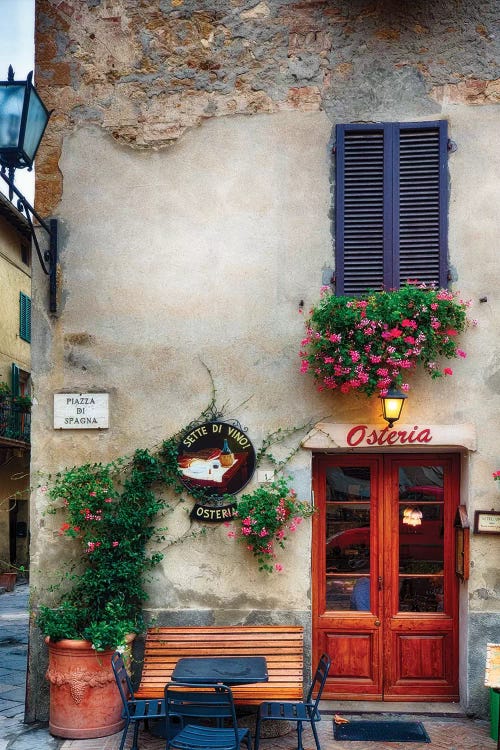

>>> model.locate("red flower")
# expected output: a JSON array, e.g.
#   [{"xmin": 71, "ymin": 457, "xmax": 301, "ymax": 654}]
[
  {"xmin": 382, "ymin": 328, "xmax": 403, "ymax": 340},
  {"xmin": 443, "ymin": 367, "xmax": 453, "ymax": 375}
]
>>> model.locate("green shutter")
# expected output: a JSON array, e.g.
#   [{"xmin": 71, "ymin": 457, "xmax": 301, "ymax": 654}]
[
  {"xmin": 19, "ymin": 292, "xmax": 31, "ymax": 343},
  {"xmin": 11, "ymin": 363, "xmax": 20, "ymax": 397}
]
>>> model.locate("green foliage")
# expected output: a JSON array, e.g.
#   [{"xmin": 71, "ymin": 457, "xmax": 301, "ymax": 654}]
[
  {"xmin": 0, "ymin": 381, "xmax": 11, "ymax": 397},
  {"xmin": 36, "ymin": 450, "xmax": 173, "ymax": 651},
  {"xmin": 230, "ymin": 477, "xmax": 314, "ymax": 574},
  {"xmin": 300, "ymin": 283, "xmax": 472, "ymax": 396},
  {"xmin": 13, "ymin": 394, "xmax": 32, "ymax": 410},
  {"xmin": 36, "ymin": 386, "xmax": 315, "ymax": 641}
]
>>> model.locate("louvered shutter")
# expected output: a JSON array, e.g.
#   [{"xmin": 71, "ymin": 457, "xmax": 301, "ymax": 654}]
[
  {"xmin": 395, "ymin": 122, "xmax": 448, "ymax": 288},
  {"xmin": 19, "ymin": 292, "xmax": 31, "ymax": 342},
  {"xmin": 11, "ymin": 363, "xmax": 20, "ymax": 397},
  {"xmin": 335, "ymin": 121, "xmax": 448, "ymax": 294},
  {"xmin": 335, "ymin": 125, "xmax": 388, "ymax": 295}
]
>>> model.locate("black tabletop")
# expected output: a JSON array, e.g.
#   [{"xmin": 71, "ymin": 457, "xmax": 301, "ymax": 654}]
[{"xmin": 171, "ymin": 656, "xmax": 268, "ymax": 685}]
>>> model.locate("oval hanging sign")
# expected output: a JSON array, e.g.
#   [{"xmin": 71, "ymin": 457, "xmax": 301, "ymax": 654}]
[{"xmin": 177, "ymin": 421, "xmax": 256, "ymax": 516}]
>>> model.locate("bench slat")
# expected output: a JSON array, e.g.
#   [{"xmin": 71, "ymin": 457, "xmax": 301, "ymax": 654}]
[{"xmin": 135, "ymin": 625, "xmax": 304, "ymax": 705}]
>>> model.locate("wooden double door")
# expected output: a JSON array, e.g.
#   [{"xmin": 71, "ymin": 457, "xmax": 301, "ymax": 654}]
[{"xmin": 312, "ymin": 453, "xmax": 459, "ymax": 701}]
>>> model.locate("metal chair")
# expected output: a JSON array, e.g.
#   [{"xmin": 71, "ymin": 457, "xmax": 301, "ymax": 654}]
[
  {"xmin": 254, "ymin": 653, "xmax": 331, "ymax": 750},
  {"xmin": 164, "ymin": 682, "xmax": 251, "ymax": 750},
  {"xmin": 111, "ymin": 650, "xmax": 167, "ymax": 750}
]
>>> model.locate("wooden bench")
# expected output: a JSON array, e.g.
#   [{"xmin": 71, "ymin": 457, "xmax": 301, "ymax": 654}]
[{"xmin": 134, "ymin": 625, "xmax": 304, "ymax": 705}]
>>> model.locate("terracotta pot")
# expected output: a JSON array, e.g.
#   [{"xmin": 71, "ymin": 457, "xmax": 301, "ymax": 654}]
[
  {"xmin": 0, "ymin": 572, "xmax": 16, "ymax": 591},
  {"xmin": 45, "ymin": 637, "xmax": 128, "ymax": 739}
]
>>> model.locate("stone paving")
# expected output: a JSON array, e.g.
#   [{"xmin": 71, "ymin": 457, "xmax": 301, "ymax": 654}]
[
  {"xmin": 0, "ymin": 582, "xmax": 61, "ymax": 750},
  {"xmin": 0, "ymin": 583, "xmax": 497, "ymax": 750}
]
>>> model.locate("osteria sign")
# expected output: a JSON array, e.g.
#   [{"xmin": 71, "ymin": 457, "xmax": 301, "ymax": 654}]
[
  {"xmin": 54, "ymin": 393, "xmax": 109, "ymax": 429},
  {"xmin": 302, "ymin": 423, "xmax": 476, "ymax": 451}
]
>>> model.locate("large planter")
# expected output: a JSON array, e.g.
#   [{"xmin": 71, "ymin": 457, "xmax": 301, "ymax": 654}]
[
  {"xmin": 45, "ymin": 637, "xmax": 125, "ymax": 739},
  {"xmin": 0, "ymin": 572, "xmax": 16, "ymax": 591}
]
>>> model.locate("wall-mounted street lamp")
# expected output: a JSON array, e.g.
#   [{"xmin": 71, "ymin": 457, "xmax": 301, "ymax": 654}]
[
  {"xmin": 380, "ymin": 388, "xmax": 407, "ymax": 428},
  {"xmin": 0, "ymin": 66, "xmax": 58, "ymax": 313}
]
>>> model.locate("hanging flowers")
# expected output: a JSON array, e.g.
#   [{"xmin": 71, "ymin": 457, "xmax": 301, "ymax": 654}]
[
  {"xmin": 227, "ymin": 477, "xmax": 314, "ymax": 573},
  {"xmin": 299, "ymin": 283, "xmax": 472, "ymax": 396}
]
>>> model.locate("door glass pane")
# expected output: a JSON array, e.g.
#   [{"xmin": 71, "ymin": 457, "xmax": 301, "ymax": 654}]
[
  {"xmin": 325, "ymin": 466, "xmax": 371, "ymax": 611},
  {"xmin": 398, "ymin": 467, "xmax": 444, "ymax": 612}
]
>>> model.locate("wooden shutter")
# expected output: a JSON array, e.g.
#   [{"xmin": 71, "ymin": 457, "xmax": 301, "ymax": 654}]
[
  {"xmin": 335, "ymin": 125, "xmax": 388, "ymax": 295},
  {"xmin": 11, "ymin": 363, "xmax": 20, "ymax": 397},
  {"xmin": 19, "ymin": 292, "xmax": 31, "ymax": 343},
  {"xmin": 335, "ymin": 121, "xmax": 448, "ymax": 294},
  {"xmin": 395, "ymin": 122, "xmax": 448, "ymax": 288}
]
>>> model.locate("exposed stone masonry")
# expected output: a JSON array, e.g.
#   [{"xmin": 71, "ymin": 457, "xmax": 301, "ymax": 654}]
[{"xmin": 35, "ymin": 0, "xmax": 499, "ymax": 213}]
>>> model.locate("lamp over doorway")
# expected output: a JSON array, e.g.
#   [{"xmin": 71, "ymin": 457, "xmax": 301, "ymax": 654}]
[{"xmin": 380, "ymin": 388, "xmax": 407, "ymax": 428}]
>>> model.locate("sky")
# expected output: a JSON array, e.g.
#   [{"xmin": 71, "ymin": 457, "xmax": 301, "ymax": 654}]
[{"xmin": 0, "ymin": 0, "xmax": 36, "ymax": 202}]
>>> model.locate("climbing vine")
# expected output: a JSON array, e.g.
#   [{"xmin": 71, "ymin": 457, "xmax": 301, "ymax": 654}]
[{"xmin": 36, "ymin": 387, "xmax": 314, "ymax": 648}]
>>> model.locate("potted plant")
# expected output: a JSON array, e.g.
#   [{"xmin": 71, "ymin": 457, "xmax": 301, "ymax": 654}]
[
  {"xmin": 13, "ymin": 394, "xmax": 32, "ymax": 412},
  {"xmin": 226, "ymin": 476, "xmax": 314, "ymax": 573},
  {"xmin": 299, "ymin": 283, "xmax": 472, "ymax": 396},
  {"xmin": 36, "ymin": 450, "xmax": 167, "ymax": 739},
  {"xmin": 0, "ymin": 563, "xmax": 19, "ymax": 591},
  {"xmin": 0, "ymin": 381, "xmax": 11, "ymax": 403}
]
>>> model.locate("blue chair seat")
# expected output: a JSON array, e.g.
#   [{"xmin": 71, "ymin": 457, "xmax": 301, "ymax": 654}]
[
  {"xmin": 169, "ymin": 724, "xmax": 250, "ymax": 750},
  {"xmin": 127, "ymin": 698, "xmax": 166, "ymax": 721},
  {"xmin": 258, "ymin": 701, "xmax": 320, "ymax": 723}
]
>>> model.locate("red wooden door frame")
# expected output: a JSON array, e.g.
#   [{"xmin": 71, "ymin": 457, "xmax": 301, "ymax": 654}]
[{"xmin": 312, "ymin": 452, "xmax": 460, "ymax": 701}]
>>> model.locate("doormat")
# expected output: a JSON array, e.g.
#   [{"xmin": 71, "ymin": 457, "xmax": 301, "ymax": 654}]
[{"xmin": 333, "ymin": 719, "xmax": 431, "ymax": 742}]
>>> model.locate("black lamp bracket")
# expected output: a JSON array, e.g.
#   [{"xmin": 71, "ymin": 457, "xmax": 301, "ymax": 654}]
[{"xmin": 0, "ymin": 165, "xmax": 58, "ymax": 314}]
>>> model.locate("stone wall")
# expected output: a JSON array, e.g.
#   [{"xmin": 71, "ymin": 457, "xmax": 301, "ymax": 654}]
[
  {"xmin": 29, "ymin": 0, "xmax": 500, "ymax": 721},
  {"xmin": 35, "ymin": 0, "xmax": 499, "ymax": 214}
]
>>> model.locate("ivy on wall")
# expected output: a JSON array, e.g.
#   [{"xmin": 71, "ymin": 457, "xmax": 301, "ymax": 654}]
[{"xmin": 35, "ymin": 387, "xmax": 314, "ymax": 649}]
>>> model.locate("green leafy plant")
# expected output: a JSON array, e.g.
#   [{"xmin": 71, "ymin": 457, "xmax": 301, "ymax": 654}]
[
  {"xmin": 36, "ymin": 386, "xmax": 315, "ymax": 644},
  {"xmin": 300, "ymin": 283, "xmax": 472, "ymax": 396},
  {"xmin": 227, "ymin": 476, "xmax": 314, "ymax": 573},
  {"xmin": 0, "ymin": 381, "xmax": 11, "ymax": 398},
  {"xmin": 36, "ymin": 451, "xmax": 173, "ymax": 651},
  {"xmin": 13, "ymin": 394, "xmax": 32, "ymax": 411}
]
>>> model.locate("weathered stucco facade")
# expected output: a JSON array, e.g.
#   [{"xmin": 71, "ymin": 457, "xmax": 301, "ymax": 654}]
[{"xmin": 29, "ymin": 0, "xmax": 499, "ymax": 722}]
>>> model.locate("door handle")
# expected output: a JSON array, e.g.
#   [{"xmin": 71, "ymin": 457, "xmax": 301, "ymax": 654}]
[
  {"xmin": 374, "ymin": 620, "xmax": 381, "ymax": 627},
  {"xmin": 378, "ymin": 576, "xmax": 383, "ymax": 590}
]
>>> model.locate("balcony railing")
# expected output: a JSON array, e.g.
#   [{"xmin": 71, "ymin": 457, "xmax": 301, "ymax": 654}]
[{"xmin": 0, "ymin": 397, "xmax": 31, "ymax": 444}]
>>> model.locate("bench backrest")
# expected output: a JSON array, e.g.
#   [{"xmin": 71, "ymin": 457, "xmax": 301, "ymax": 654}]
[{"xmin": 135, "ymin": 625, "xmax": 304, "ymax": 705}]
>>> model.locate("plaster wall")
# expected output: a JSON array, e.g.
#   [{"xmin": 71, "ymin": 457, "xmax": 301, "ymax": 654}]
[
  {"xmin": 30, "ymin": 105, "xmax": 500, "ymax": 717},
  {"xmin": 0, "ymin": 221, "xmax": 31, "ymax": 383},
  {"xmin": 0, "ymin": 459, "xmax": 30, "ymax": 571}
]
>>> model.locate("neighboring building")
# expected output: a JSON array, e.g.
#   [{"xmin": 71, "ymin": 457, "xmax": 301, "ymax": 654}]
[
  {"xmin": 28, "ymin": 0, "xmax": 499, "ymax": 722},
  {"xmin": 0, "ymin": 191, "xmax": 31, "ymax": 576}
]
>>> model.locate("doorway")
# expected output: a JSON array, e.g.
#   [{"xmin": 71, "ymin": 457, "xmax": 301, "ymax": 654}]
[{"xmin": 312, "ymin": 453, "xmax": 459, "ymax": 701}]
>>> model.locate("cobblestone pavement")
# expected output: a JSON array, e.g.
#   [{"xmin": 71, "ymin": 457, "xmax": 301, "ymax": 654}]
[
  {"xmin": 0, "ymin": 582, "xmax": 62, "ymax": 750},
  {"xmin": 0, "ymin": 583, "xmax": 496, "ymax": 750},
  {"xmin": 60, "ymin": 712, "xmax": 497, "ymax": 750}
]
